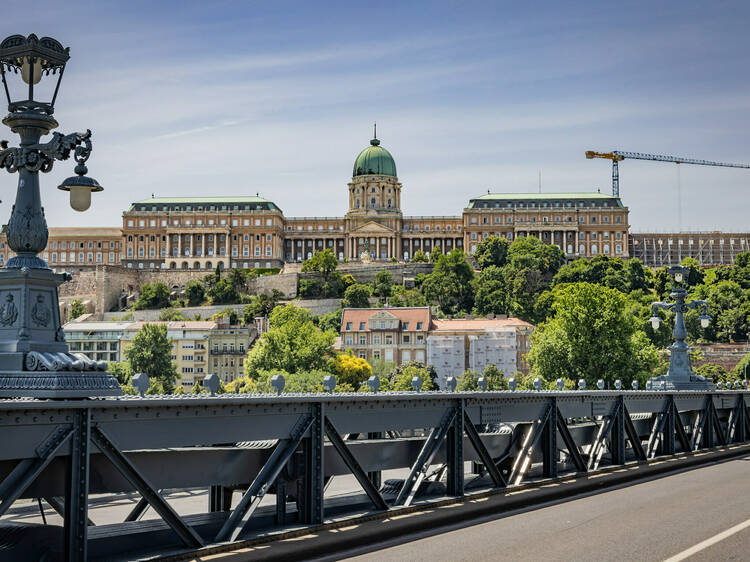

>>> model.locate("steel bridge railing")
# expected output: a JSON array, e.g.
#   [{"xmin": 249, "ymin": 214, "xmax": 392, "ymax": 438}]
[{"xmin": 0, "ymin": 389, "xmax": 748, "ymax": 560}]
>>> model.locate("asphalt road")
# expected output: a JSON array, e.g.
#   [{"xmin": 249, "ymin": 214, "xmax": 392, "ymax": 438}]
[{"xmin": 336, "ymin": 455, "xmax": 750, "ymax": 562}]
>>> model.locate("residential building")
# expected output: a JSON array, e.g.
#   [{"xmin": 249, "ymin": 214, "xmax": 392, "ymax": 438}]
[
  {"xmin": 339, "ymin": 307, "xmax": 534, "ymax": 389},
  {"xmin": 209, "ymin": 316, "xmax": 255, "ymax": 383},
  {"xmin": 63, "ymin": 321, "xmax": 132, "ymax": 363}
]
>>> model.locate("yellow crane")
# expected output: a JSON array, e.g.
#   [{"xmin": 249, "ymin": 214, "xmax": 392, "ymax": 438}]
[{"xmin": 585, "ymin": 150, "xmax": 750, "ymax": 198}]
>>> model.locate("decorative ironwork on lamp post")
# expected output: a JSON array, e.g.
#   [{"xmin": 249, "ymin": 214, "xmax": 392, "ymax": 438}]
[
  {"xmin": 648, "ymin": 265, "xmax": 713, "ymax": 391},
  {"xmin": 0, "ymin": 34, "xmax": 119, "ymax": 397}
]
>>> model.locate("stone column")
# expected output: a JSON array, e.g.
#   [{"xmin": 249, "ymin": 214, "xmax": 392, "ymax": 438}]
[
  {"xmin": 177, "ymin": 234, "xmax": 182, "ymax": 258},
  {"xmin": 213, "ymin": 234, "xmax": 218, "ymax": 257}
]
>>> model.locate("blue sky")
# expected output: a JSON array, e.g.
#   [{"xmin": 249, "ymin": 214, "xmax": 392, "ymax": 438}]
[{"xmin": 2, "ymin": 0, "xmax": 749, "ymax": 230}]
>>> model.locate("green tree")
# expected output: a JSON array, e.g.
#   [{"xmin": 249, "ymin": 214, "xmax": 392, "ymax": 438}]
[
  {"xmin": 474, "ymin": 236, "xmax": 510, "ymax": 270},
  {"xmin": 528, "ymin": 283, "xmax": 649, "ymax": 387},
  {"xmin": 341, "ymin": 284, "xmax": 371, "ymax": 308},
  {"xmin": 245, "ymin": 305, "xmax": 335, "ymax": 375},
  {"xmin": 133, "ymin": 282, "xmax": 171, "ymax": 310},
  {"xmin": 473, "ymin": 266, "xmax": 508, "ymax": 316},
  {"xmin": 68, "ymin": 299, "xmax": 87, "ymax": 321},
  {"xmin": 503, "ymin": 237, "xmax": 564, "ymax": 322},
  {"xmin": 372, "ymin": 270, "xmax": 394, "ymax": 303},
  {"xmin": 243, "ymin": 290, "xmax": 283, "ymax": 324},
  {"xmin": 209, "ymin": 278, "xmax": 240, "ymax": 305},
  {"xmin": 158, "ymin": 307, "xmax": 186, "ymax": 321},
  {"xmin": 429, "ymin": 245, "xmax": 443, "ymax": 263},
  {"xmin": 316, "ymin": 308, "xmax": 343, "ymax": 333},
  {"xmin": 108, "ymin": 361, "xmax": 133, "ymax": 386},
  {"xmin": 302, "ymin": 248, "xmax": 339, "ymax": 282},
  {"xmin": 123, "ymin": 323, "xmax": 179, "ymax": 393},
  {"xmin": 412, "ymin": 249, "xmax": 428, "ymax": 263},
  {"xmin": 212, "ymin": 307, "xmax": 239, "ymax": 325},
  {"xmin": 456, "ymin": 369, "xmax": 479, "ymax": 391},
  {"xmin": 228, "ymin": 268, "xmax": 248, "ymax": 294},
  {"xmin": 422, "ymin": 249, "xmax": 475, "ymax": 314},
  {"xmin": 391, "ymin": 364, "xmax": 435, "ymax": 391},
  {"xmin": 184, "ymin": 280, "xmax": 206, "ymax": 306},
  {"xmin": 191, "ymin": 381, "xmax": 204, "ymax": 394}
]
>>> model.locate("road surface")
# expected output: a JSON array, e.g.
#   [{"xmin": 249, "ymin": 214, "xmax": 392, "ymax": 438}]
[{"xmin": 336, "ymin": 455, "xmax": 750, "ymax": 562}]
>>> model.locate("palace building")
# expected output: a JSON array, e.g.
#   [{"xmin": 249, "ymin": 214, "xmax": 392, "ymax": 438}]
[{"xmin": 1, "ymin": 133, "xmax": 635, "ymax": 271}]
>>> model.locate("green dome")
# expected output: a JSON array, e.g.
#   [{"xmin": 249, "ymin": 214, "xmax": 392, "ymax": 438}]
[{"xmin": 353, "ymin": 138, "xmax": 397, "ymax": 177}]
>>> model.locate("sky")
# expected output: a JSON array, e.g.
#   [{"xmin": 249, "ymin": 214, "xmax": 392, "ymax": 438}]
[{"xmin": 2, "ymin": 0, "xmax": 749, "ymax": 231}]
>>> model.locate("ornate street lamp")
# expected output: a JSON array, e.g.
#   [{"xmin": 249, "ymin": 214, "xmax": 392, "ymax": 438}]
[
  {"xmin": 0, "ymin": 34, "xmax": 119, "ymax": 397},
  {"xmin": 648, "ymin": 265, "xmax": 713, "ymax": 391}
]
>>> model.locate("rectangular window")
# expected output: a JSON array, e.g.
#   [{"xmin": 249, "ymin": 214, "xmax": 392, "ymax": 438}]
[
  {"xmin": 373, "ymin": 335, "xmax": 381, "ymax": 344},
  {"xmin": 345, "ymin": 335, "xmax": 353, "ymax": 345},
  {"xmin": 403, "ymin": 335, "xmax": 410, "ymax": 343},
  {"xmin": 385, "ymin": 335, "xmax": 393, "ymax": 345},
  {"xmin": 359, "ymin": 322, "xmax": 365, "ymax": 330},
  {"xmin": 359, "ymin": 335, "xmax": 366, "ymax": 345},
  {"xmin": 416, "ymin": 322, "xmax": 423, "ymax": 330}
]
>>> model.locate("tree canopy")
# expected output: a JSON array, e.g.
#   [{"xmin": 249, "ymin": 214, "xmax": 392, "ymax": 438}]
[
  {"xmin": 245, "ymin": 304, "xmax": 335, "ymax": 375},
  {"xmin": 123, "ymin": 323, "xmax": 179, "ymax": 393},
  {"xmin": 133, "ymin": 282, "xmax": 171, "ymax": 310}
]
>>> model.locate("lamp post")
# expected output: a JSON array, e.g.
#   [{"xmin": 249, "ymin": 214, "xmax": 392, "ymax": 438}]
[
  {"xmin": 648, "ymin": 265, "xmax": 713, "ymax": 391},
  {"xmin": 0, "ymin": 34, "xmax": 119, "ymax": 397}
]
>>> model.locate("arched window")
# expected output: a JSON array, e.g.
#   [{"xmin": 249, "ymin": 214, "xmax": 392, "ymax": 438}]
[{"xmin": 370, "ymin": 198, "xmax": 376, "ymax": 207}]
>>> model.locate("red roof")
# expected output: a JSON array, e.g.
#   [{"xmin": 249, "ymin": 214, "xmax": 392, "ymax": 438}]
[
  {"xmin": 430, "ymin": 317, "xmax": 533, "ymax": 332},
  {"xmin": 340, "ymin": 307, "xmax": 431, "ymax": 332}
]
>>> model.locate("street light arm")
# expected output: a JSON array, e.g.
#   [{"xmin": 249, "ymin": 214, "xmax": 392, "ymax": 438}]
[
  {"xmin": 0, "ymin": 129, "xmax": 92, "ymax": 174},
  {"xmin": 685, "ymin": 299, "xmax": 708, "ymax": 313},
  {"xmin": 651, "ymin": 302, "xmax": 673, "ymax": 314}
]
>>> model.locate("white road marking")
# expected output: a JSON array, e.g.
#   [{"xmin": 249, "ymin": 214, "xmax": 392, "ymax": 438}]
[{"xmin": 663, "ymin": 517, "xmax": 750, "ymax": 561}]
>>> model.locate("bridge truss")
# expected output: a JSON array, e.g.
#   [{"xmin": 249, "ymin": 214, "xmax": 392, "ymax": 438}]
[{"xmin": 0, "ymin": 390, "xmax": 749, "ymax": 560}]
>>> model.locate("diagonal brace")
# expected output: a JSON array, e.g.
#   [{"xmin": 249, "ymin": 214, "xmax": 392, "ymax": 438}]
[
  {"xmin": 215, "ymin": 415, "xmax": 313, "ymax": 543},
  {"xmin": 0, "ymin": 425, "xmax": 72, "ymax": 518},
  {"xmin": 509, "ymin": 405, "xmax": 552, "ymax": 485},
  {"xmin": 463, "ymin": 411, "xmax": 508, "ymax": 487},
  {"xmin": 623, "ymin": 405, "xmax": 646, "ymax": 460},
  {"xmin": 325, "ymin": 417, "xmax": 388, "ymax": 510},
  {"xmin": 91, "ymin": 426, "xmax": 204, "ymax": 549},
  {"xmin": 395, "ymin": 408, "xmax": 457, "ymax": 507},
  {"xmin": 556, "ymin": 411, "xmax": 587, "ymax": 472}
]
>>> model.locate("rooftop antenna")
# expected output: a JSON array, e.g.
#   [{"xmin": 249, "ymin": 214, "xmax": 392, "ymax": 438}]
[
  {"xmin": 538, "ymin": 170, "xmax": 541, "ymax": 193},
  {"xmin": 373, "ymin": 122, "xmax": 377, "ymax": 139}
]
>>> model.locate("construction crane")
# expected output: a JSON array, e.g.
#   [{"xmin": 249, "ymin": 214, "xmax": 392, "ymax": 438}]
[{"xmin": 585, "ymin": 150, "xmax": 750, "ymax": 198}]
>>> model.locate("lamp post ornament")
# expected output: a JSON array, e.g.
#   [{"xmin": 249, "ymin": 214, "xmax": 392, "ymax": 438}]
[
  {"xmin": 0, "ymin": 34, "xmax": 119, "ymax": 397},
  {"xmin": 647, "ymin": 265, "xmax": 713, "ymax": 391}
]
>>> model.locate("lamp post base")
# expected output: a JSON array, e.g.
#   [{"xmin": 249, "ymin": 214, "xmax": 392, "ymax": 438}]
[
  {"xmin": 0, "ymin": 370, "xmax": 121, "ymax": 398},
  {"xmin": 0, "ymin": 266, "xmax": 121, "ymax": 399},
  {"xmin": 648, "ymin": 374, "xmax": 715, "ymax": 392}
]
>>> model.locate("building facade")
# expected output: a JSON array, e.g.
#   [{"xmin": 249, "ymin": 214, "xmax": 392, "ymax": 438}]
[
  {"xmin": 1, "ymin": 133, "xmax": 642, "ymax": 273},
  {"xmin": 64, "ymin": 319, "xmax": 255, "ymax": 388},
  {"xmin": 339, "ymin": 307, "xmax": 533, "ymax": 388}
]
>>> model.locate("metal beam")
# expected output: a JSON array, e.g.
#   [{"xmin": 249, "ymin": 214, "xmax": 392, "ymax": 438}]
[
  {"xmin": 44, "ymin": 496, "xmax": 95, "ymax": 526},
  {"xmin": 395, "ymin": 407, "xmax": 457, "ymax": 507},
  {"xmin": 215, "ymin": 415, "xmax": 313, "ymax": 543},
  {"xmin": 463, "ymin": 411, "xmax": 508, "ymax": 487},
  {"xmin": 542, "ymin": 398, "xmax": 558, "ymax": 477},
  {"xmin": 446, "ymin": 401, "xmax": 465, "ymax": 496},
  {"xmin": 672, "ymin": 402, "xmax": 691, "ymax": 453},
  {"xmin": 90, "ymin": 425, "xmax": 204, "ymax": 549},
  {"xmin": 124, "ymin": 495, "xmax": 150, "ymax": 522},
  {"xmin": 65, "ymin": 409, "xmax": 91, "ymax": 562},
  {"xmin": 324, "ymin": 417, "xmax": 388, "ymax": 510}
]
